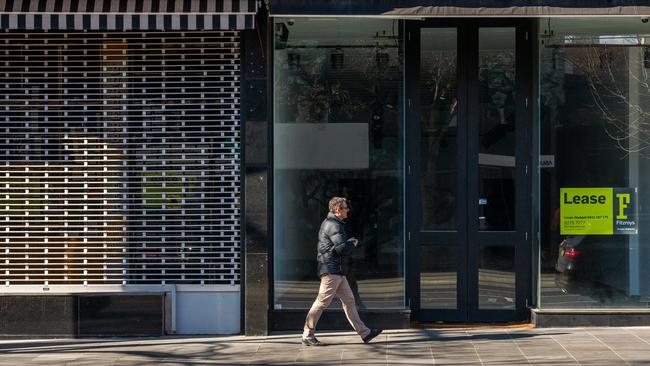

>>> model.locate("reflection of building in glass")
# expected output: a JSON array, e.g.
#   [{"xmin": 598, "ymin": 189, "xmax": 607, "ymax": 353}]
[
  {"xmin": 273, "ymin": 18, "xmax": 405, "ymax": 310},
  {"xmin": 540, "ymin": 19, "xmax": 650, "ymax": 308}
]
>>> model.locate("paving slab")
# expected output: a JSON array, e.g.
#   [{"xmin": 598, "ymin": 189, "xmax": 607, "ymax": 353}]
[{"xmin": 1, "ymin": 327, "xmax": 650, "ymax": 365}]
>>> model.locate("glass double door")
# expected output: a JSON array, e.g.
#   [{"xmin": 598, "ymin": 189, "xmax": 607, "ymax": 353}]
[{"xmin": 408, "ymin": 21, "xmax": 532, "ymax": 322}]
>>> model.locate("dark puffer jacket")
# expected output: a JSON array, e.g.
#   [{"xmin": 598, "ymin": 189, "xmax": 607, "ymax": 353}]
[{"xmin": 317, "ymin": 212, "xmax": 355, "ymax": 277}]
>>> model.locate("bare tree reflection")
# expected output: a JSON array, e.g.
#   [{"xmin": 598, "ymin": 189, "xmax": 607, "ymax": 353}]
[
  {"xmin": 563, "ymin": 40, "xmax": 650, "ymax": 157},
  {"xmin": 420, "ymin": 52, "xmax": 457, "ymax": 229}
]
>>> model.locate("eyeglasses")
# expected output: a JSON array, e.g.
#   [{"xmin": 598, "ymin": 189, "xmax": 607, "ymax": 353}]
[{"xmin": 340, "ymin": 206, "xmax": 350, "ymax": 211}]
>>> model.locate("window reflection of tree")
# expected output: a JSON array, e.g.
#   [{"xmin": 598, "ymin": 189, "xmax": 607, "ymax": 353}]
[
  {"xmin": 541, "ymin": 39, "xmax": 634, "ymax": 306},
  {"xmin": 420, "ymin": 51, "xmax": 457, "ymax": 230},
  {"xmin": 564, "ymin": 42, "xmax": 650, "ymax": 156}
]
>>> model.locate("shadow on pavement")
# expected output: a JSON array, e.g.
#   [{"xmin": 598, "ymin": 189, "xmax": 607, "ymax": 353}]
[{"xmin": 0, "ymin": 329, "xmax": 573, "ymax": 365}]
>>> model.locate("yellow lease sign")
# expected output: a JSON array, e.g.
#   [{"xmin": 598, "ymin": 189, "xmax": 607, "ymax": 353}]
[{"xmin": 560, "ymin": 188, "xmax": 613, "ymax": 235}]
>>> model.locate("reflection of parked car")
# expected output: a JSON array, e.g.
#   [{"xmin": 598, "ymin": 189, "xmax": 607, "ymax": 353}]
[{"xmin": 555, "ymin": 235, "xmax": 628, "ymax": 301}]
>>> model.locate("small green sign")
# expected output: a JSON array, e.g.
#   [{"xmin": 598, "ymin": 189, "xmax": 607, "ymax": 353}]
[{"xmin": 560, "ymin": 187, "xmax": 637, "ymax": 235}]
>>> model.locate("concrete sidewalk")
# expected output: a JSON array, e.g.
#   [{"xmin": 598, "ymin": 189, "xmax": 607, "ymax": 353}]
[{"xmin": 1, "ymin": 327, "xmax": 650, "ymax": 365}]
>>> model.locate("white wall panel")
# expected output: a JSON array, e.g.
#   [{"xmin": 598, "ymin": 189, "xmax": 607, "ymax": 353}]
[{"xmin": 176, "ymin": 290, "xmax": 240, "ymax": 334}]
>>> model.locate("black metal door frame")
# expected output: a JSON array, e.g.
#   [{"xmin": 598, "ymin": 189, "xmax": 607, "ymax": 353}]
[{"xmin": 406, "ymin": 18, "xmax": 533, "ymax": 323}]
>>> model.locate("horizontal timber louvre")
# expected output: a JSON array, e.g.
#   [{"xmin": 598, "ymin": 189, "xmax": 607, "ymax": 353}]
[{"xmin": 0, "ymin": 32, "xmax": 241, "ymax": 288}]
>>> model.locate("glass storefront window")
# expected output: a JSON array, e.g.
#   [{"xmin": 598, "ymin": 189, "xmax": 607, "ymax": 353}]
[
  {"xmin": 539, "ymin": 18, "xmax": 650, "ymax": 308},
  {"xmin": 272, "ymin": 18, "xmax": 405, "ymax": 309}
]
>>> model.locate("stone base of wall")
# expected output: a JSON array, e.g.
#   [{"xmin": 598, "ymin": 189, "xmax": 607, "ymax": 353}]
[
  {"xmin": 532, "ymin": 308, "xmax": 650, "ymax": 327},
  {"xmin": 0, "ymin": 295, "xmax": 163, "ymax": 337}
]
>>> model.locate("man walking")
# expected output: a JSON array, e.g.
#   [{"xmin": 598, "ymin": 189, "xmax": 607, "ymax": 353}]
[{"xmin": 302, "ymin": 197, "xmax": 383, "ymax": 346}]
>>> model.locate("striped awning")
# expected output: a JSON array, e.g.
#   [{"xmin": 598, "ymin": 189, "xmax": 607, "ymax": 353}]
[{"xmin": 0, "ymin": 0, "xmax": 258, "ymax": 30}]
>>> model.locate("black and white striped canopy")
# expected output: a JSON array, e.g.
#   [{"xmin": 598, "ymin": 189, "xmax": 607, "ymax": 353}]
[{"xmin": 0, "ymin": 0, "xmax": 258, "ymax": 30}]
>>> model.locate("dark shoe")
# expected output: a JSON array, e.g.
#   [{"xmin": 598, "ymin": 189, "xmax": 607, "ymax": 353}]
[
  {"xmin": 302, "ymin": 337, "xmax": 325, "ymax": 346},
  {"xmin": 362, "ymin": 329, "xmax": 383, "ymax": 344}
]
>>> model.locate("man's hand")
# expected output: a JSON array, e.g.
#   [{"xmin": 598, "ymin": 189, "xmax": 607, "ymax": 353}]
[{"xmin": 349, "ymin": 237, "xmax": 359, "ymax": 247}]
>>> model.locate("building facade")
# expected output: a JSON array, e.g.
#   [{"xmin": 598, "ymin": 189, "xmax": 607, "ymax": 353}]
[
  {"xmin": 245, "ymin": 1, "xmax": 650, "ymax": 335},
  {"xmin": 4, "ymin": 0, "xmax": 650, "ymax": 337}
]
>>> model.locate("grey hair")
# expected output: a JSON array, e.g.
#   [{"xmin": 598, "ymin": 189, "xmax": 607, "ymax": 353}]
[{"xmin": 328, "ymin": 197, "xmax": 347, "ymax": 214}]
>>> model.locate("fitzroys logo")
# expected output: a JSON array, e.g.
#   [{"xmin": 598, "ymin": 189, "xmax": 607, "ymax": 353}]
[{"xmin": 614, "ymin": 188, "xmax": 637, "ymax": 234}]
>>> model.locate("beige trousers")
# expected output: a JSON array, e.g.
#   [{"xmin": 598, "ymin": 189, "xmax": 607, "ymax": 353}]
[{"xmin": 303, "ymin": 274, "xmax": 370, "ymax": 339}]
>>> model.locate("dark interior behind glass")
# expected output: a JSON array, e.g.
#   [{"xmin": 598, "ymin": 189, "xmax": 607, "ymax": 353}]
[
  {"xmin": 272, "ymin": 18, "xmax": 405, "ymax": 309},
  {"xmin": 539, "ymin": 19, "xmax": 650, "ymax": 308}
]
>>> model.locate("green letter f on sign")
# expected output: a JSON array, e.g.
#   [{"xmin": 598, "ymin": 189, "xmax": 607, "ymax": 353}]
[{"xmin": 616, "ymin": 193, "xmax": 630, "ymax": 219}]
